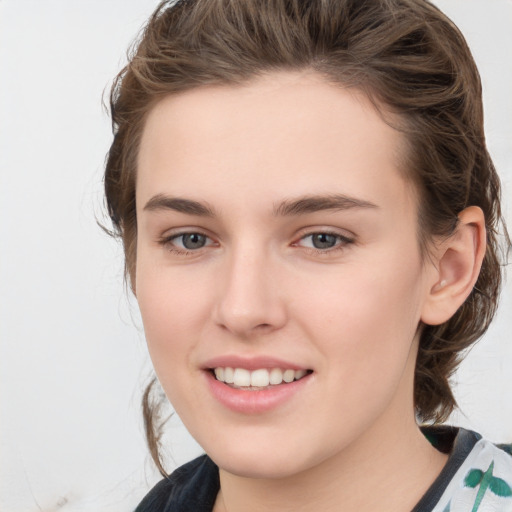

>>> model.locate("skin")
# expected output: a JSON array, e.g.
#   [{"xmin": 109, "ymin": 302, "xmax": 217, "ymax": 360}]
[{"xmin": 134, "ymin": 71, "xmax": 484, "ymax": 512}]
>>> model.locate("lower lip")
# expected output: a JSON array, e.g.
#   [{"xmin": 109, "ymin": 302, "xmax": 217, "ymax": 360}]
[{"xmin": 204, "ymin": 371, "xmax": 312, "ymax": 414}]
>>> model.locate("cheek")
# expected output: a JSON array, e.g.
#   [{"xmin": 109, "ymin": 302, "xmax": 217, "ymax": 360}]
[
  {"xmin": 135, "ymin": 265, "xmax": 215, "ymax": 412},
  {"xmin": 305, "ymin": 259, "xmax": 425, "ymax": 435},
  {"xmin": 293, "ymin": 247, "xmax": 426, "ymax": 376},
  {"xmin": 135, "ymin": 258, "xmax": 214, "ymax": 368}
]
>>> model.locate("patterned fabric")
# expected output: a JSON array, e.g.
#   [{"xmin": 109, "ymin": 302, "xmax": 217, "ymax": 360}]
[
  {"xmin": 134, "ymin": 428, "xmax": 512, "ymax": 512},
  {"xmin": 423, "ymin": 430, "xmax": 512, "ymax": 512}
]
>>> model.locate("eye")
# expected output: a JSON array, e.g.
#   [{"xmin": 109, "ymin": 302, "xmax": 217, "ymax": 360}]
[
  {"xmin": 305, "ymin": 233, "xmax": 338, "ymax": 249},
  {"xmin": 175, "ymin": 233, "xmax": 209, "ymax": 250},
  {"xmin": 296, "ymin": 232, "xmax": 354, "ymax": 251},
  {"xmin": 160, "ymin": 232, "xmax": 216, "ymax": 253}
]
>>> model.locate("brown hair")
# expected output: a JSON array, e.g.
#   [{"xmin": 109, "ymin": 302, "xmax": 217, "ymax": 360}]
[{"xmin": 104, "ymin": 0, "xmax": 510, "ymax": 475}]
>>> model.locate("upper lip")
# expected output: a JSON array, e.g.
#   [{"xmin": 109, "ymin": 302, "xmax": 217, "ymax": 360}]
[{"xmin": 202, "ymin": 355, "xmax": 310, "ymax": 372}]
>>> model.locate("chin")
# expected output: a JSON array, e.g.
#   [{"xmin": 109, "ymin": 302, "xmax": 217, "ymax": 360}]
[
  {"xmin": 218, "ymin": 456, "xmax": 304, "ymax": 479},
  {"xmin": 206, "ymin": 439, "xmax": 329, "ymax": 480}
]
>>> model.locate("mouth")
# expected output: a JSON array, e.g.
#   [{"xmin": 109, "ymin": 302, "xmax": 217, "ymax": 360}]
[
  {"xmin": 204, "ymin": 360, "xmax": 314, "ymax": 413},
  {"xmin": 210, "ymin": 367, "xmax": 313, "ymax": 391}
]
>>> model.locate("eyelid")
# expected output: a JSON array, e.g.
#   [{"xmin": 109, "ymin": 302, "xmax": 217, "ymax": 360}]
[
  {"xmin": 292, "ymin": 228, "xmax": 356, "ymax": 253},
  {"xmin": 157, "ymin": 228, "xmax": 218, "ymax": 254},
  {"xmin": 294, "ymin": 226, "xmax": 355, "ymax": 242}
]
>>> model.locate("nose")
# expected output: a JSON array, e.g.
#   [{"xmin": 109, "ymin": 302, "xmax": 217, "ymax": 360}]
[{"xmin": 212, "ymin": 244, "xmax": 287, "ymax": 338}]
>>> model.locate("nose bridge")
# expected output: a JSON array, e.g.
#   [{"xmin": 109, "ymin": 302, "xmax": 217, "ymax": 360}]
[{"xmin": 213, "ymin": 237, "xmax": 286, "ymax": 336}]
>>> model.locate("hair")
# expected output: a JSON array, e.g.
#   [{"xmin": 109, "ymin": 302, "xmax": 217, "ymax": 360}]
[{"xmin": 104, "ymin": 0, "xmax": 510, "ymax": 475}]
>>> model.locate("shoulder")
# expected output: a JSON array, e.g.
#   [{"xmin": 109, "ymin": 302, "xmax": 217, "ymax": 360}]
[
  {"xmin": 420, "ymin": 428, "xmax": 512, "ymax": 512},
  {"xmin": 497, "ymin": 443, "xmax": 512, "ymax": 457},
  {"xmin": 134, "ymin": 455, "xmax": 220, "ymax": 512}
]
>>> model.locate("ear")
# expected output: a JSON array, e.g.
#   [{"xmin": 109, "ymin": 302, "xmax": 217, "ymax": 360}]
[{"xmin": 421, "ymin": 206, "xmax": 486, "ymax": 326}]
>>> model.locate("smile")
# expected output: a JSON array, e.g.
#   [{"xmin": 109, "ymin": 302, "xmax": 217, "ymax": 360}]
[{"xmin": 213, "ymin": 367, "xmax": 310, "ymax": 389}]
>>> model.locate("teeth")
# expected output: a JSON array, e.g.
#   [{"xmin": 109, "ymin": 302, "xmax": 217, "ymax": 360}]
[
  {"xmin": 283, "ymin": 369, "xmax": 295, "ymax": 383},
  {"xmin": 233, "ymin": 368, "xmax": 251, "ymax": 387},
  {"xmin": 269, "ymin": 368, "xmax": 283, "ymax": 385},
  {"xmin": 214, "ymin": 367, "xmax": 224, "ymax": 381},
  {"xmin": 213, "ymin": 367, "xmax": 309, "ymax": 387},
  {"xmin": 224, "ymin": 367, "xmax": 234, "ymax": 384},
  {"xmin": 294, "ymin": 369, "xmax": 307, "ymax": 380},
  {"xmin": 251, "ymin": 369, "xmax": 270, "ymax": 387}
]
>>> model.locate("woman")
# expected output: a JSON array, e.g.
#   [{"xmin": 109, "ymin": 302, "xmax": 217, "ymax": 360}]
[{"xmin": 104, "ymin": 0, "xmax": 511, "ymax": 510}]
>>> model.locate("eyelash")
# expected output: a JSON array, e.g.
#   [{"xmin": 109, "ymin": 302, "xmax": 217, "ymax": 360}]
[
  {"xmin": 158, "ymin": 232, "xmax": 215, "ymax": 256},
  {"xmin": 293, "ymin": 231, "xmax": 355, "ymax": 255},
  {"xmin": 158, "ymin": 230, "xmax": 355, "ymax": 256}
]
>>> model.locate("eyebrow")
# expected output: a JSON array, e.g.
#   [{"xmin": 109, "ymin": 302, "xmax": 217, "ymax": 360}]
[
  {"xmin": 142, "ymin": 193, "xmax": 378, "ymax": 217},
  {"xmin": 143, "ymin": 194, "xmax": 216, "ymax": 217},
  {"xmin": 273, "ymin": 194, "xmax": 378, "ymax": 216}
]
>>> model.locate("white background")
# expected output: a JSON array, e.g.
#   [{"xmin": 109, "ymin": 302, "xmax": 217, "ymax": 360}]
[{"xmin": 0, "ymin": 1, "xmax": 510, "ymax": 511}]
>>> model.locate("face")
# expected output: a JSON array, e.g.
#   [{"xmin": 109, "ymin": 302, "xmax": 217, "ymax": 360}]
[{"xmin": 135, "ymin": 71, "xmax": 437, "ymax": 479}]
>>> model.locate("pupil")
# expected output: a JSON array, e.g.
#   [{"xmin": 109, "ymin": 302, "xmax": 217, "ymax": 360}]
[
  {"xmin": 312, "ymin": 233, "xmax": 337, "ymax": 249},
  {"xmin": 183, "ymin": 233, "xmax": 206, "ymax": 249}
]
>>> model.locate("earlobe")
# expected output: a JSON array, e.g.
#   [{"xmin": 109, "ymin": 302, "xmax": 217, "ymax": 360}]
[{"xmin": 421, "ymin": 206, "xmax": 486, "ymax": 326}]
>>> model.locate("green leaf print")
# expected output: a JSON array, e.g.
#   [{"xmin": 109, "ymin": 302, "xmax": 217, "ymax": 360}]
[
  {"xmin": 464, "ymin": 469, "xmax": 484, "ymax": 488},
  {"xmin": 463, "ymin": 461, "xmax": 512, "ymax": 512},
  {"xmin": 489, "ymin": 477, "xmax": 512, "ymax": 497}
]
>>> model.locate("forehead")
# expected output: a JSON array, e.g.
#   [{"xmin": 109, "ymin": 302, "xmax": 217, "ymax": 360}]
[{"xmin": 136, "ymin": 71, "xmax": 414, "ymax": 215}]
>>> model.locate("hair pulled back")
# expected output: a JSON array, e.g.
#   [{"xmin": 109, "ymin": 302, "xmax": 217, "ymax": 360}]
[{"xmin": 104, "ymin": 0, "xmax": 510, "ymax": 475}]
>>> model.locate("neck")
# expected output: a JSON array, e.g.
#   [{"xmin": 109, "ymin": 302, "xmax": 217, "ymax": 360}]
[{"xmin": 215, "ymin": 416, "xmax": 447, "ymax": 512}]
